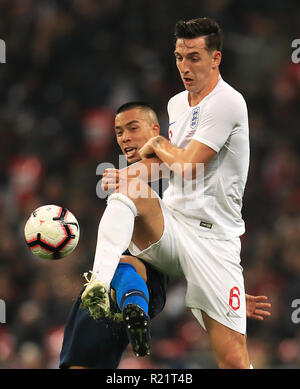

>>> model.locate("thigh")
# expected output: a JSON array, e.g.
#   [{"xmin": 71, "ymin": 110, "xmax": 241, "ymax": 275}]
[
  {"xmin": 180, "ymin": 234, "xmax": 246, "ymax": 335},
  {"xmin": 128, "ymin": 200, "xmax": 183, "ymax": 278},
  {"xmin": 120, "ymin": 177, "xmax": 164, "ymax": 251}
]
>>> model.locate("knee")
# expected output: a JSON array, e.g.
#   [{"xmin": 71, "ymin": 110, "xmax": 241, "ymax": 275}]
[
  {"xmin": 119, "ymin": 256, "xmax": 147, "ymax": 282},
  {"xmin": 218, "ymin": 349, "xmax": 250, "ymax": 369}
]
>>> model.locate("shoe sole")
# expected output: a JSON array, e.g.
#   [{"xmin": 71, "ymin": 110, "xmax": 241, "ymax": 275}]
[
  {"xmin": 123, "ymin": 304, "xmax": 151, "ymax": 357},
  {"xmin": 81, "ymin": 284, "xmax": 109, "ymax": 319}
]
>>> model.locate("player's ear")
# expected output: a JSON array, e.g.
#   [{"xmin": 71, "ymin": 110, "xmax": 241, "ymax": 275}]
[
  {"xmin": 153, "ymin": 123, "xmax": 160, "ymax": 136},
  {"xmin": 212, "ymin": 50, "xmax": 222, "ymax": 68}
]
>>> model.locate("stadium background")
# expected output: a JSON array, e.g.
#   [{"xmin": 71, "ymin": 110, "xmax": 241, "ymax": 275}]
[{"xmin": 0, "ymin": 0, "xmax": 299, "ymax": 369}]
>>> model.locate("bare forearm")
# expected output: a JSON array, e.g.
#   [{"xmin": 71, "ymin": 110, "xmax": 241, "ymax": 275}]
[
  {"xmin": 151, "ymin": 136, "xmax": 184, "ymax": 166},
  {"xmin": 150, "ymin": 136, "xmax": 215, "ymax": 178},
  {"xmin": 119, "ymin": 157, "xmax": 168, "ymax": 183},
  {"xmin": 150, "ymin": 136, "xmax": 194, "ymax": 177}
]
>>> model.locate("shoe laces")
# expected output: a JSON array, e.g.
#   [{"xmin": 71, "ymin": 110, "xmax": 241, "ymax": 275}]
[
  {"xmin": 83, "ymin": 270, "xmax": 96, "ymax": 286},
  {"xmin": 82, "ymin": 270, "xmax": 124, "ymax": 323}
]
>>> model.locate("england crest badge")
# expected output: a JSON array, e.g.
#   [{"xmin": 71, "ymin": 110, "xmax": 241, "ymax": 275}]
[{"xmin": 190, "ymin": 107, "xmax": 200, "ymax": 129}]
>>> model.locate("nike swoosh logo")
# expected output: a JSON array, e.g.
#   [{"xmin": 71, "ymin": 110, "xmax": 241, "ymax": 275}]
[
  {"xmin": 169, "ymin": 121, "xmax": 176, "ymax": 127},
  {"xmin": 226, "ymin": 310, "xmax": 242, "ymax": 318},
  {"xmin": 125, "ymin": 291, "xmax": 136, "ymax": 298}
]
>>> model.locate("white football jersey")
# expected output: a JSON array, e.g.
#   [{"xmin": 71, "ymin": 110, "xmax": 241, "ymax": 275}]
[{"xmin": 162, "ymin": 77, "xmax": 250, "ymax": 240}]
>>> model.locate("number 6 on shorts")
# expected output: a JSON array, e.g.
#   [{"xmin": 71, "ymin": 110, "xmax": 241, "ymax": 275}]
[{"xmin": 229, "ymin": 286, "xmax": 240, "ymax": 310}]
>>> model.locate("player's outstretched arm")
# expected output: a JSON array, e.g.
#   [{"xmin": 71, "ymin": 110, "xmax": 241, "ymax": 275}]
[
  {"xmin": 245, "ymin": 294, "xmax": 271, "ymax": 321},
  {"xmin": 139, "ymin": 135, "xmax": 216, "ymax": 178}
]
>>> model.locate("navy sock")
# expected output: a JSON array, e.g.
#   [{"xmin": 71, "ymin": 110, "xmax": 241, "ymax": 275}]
[{"xmin": 111, "ymin": 263, "xmax": 149, "ymax": 315}]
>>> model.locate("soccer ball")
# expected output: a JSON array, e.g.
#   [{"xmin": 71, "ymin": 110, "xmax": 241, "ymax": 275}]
[{"xmin": 24, "ymin": 204, "xmax": 80, "ymax": 260}]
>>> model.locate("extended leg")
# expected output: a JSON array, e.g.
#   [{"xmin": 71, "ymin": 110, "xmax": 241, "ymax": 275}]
[
  {"xmin": 201, "ymin": 311, "xmax": 251, "ymax": 369},
  {"xmin": 82, "ymin": 178, "xmax": 164, "ymax": 319}
]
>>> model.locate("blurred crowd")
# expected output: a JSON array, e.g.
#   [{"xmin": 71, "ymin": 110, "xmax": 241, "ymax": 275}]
[{"xmin": 0, "ymin": 0, "xmax": 299, "ymax": 369}]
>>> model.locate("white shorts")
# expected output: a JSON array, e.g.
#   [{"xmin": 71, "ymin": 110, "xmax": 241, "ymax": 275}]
[{"xmin": 128, "ymin": 198, "xmax": 246, "ymax": 335}]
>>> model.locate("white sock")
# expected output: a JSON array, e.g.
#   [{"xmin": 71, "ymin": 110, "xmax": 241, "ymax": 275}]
[{"xmin": 92, "ymin": 193, "xmax": 138, "ymax": 289}]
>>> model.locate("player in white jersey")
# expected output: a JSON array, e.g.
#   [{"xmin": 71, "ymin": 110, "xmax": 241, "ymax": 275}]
[
  {"xmin": 82, "ymin": 17, "xmax": 257, "ymax": 368},
  {"xmin": 164, "ymin": 77, "xmax": 249, "ymax": 240}
]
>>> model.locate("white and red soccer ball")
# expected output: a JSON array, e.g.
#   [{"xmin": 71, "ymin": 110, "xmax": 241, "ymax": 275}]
[{"xmin": 24, "ymin": 205, "xmax": 80, "ymax": 260}]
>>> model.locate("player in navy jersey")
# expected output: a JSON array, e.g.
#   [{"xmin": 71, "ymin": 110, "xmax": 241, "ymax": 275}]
[
  {"xmin": 59, "ymin": 103, "xmax": 168, "ymax": 368},
  {"xmin": 61, "ymin": 102, "xmax": 271, "ymax": 369}
]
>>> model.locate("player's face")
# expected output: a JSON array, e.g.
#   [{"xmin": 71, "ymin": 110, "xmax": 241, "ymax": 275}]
[
  {"xmin": 115, "ymin": 108, "xmax": 159, "ymax": 163},
  {"xmin": 174, "ymin": 37, "xmax": 221, "ymax": 94}
]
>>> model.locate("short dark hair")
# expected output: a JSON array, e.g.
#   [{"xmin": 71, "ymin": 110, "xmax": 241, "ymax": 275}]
[
  {"xmin": 116, "ymin": 101, "xmax": 158, "ymax": 123},
  {"xmin": 174, "ymin": 17, "xmax": 223, "ymax": 52},
  {"xmin": 116, "ymin": 101, "xmax": 154, "ymax": 115}
]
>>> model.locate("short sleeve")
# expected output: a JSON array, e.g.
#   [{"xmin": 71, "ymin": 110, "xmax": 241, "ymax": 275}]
[{"xmin": 192, "ymin": 92, "xmax": 242, "ymax": 152}]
